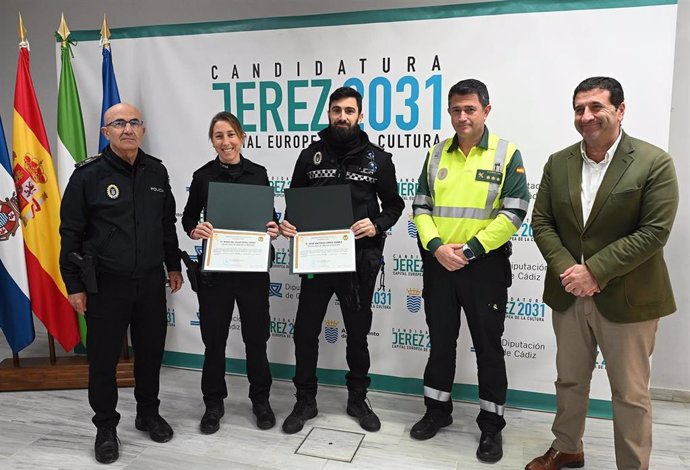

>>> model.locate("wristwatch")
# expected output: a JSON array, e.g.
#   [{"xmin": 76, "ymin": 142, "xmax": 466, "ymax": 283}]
[{"xmin": 462, "ymin": 244, "xmax": 476, "ymax": 261}]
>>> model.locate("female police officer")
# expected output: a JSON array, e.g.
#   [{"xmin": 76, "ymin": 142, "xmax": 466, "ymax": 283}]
[{"xmin": 182, "ymin": 111, "xmax": 279, "ymax": 433}]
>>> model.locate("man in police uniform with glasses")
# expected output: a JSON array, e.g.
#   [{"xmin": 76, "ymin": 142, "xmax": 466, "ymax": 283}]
[{"xmin": 60, "ymin": 103, "xmax": 183, "ymax": 465}]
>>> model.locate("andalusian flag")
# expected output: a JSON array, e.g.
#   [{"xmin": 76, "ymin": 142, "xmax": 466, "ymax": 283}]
[
  {"xmin": 99, "ymin": 15, "xmax": 121, "ymax": 152},
  {"xmin": 12, "ymin": 15, "xmax": 80, "ymax": 351},
  {"xmin": 56, "ymin": 14, "xmax": 87, "ymax": 345},
  {"xmin": 0, "ymin": 112, "xmax": 34, "ymax": 353}
]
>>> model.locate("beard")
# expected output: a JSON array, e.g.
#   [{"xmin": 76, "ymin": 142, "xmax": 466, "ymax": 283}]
[{"xmin": 328, "ymin": 122, "xmax": 360, "ymax": 143}]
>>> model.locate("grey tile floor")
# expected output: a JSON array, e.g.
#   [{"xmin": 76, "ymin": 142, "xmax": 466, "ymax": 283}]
[{"xmin": 0, "ymin": 365, "xmax": 689, "ymax": 469}]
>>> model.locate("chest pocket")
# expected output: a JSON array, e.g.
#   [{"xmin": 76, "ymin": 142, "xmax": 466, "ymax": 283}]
[{"xmin": 146, "ymin": 183, "xmax": 167, "ymax": 216}]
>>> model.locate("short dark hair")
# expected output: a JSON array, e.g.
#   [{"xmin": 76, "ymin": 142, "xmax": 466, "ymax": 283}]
[
  {"xmin": 573, "ymin": 77, "xmax": 625, "ymax": 109},
  {"xmin": 329, "ymin": 87, "xmax": 363, "ymax": 114},
  {"xmin": 208, "ymin": 111, "xmax": 244, "ymax": 139},
  {"xmin": 448, "ymin": 79, "xmax": 490, "ymax": 108}
]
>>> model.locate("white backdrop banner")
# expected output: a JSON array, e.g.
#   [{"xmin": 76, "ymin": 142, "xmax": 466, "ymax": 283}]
[{"xmin": 63, "ymin": 0, "xmax": 677, "ymax": 415}]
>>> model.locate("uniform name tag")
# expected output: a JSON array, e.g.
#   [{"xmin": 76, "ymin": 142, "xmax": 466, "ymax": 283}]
[{"xmin": 475, "ymin": 169, "xmax": 503, "ymax": 184}]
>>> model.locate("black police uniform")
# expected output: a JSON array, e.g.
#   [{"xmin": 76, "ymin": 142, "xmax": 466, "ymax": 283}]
[
  {"xmin": 289, "ymin": 128, "xmax": 404, "ymax": 398},
  {"xmin": 59, "ymin": 145, "xmax": 181, "ymax": 430},
  {"xmin": 181, "ymin": 156, "xmax": 274, "ymax": 408}
]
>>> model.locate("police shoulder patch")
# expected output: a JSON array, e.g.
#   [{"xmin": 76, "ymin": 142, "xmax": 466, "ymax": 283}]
[{"xmin": 75, "ymin": 154, "xmax": 101, "ymax": 169}]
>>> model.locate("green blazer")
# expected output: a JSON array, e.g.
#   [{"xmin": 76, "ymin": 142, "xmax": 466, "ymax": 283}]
[{"xmin": 532, "ymin": 132, "xmax": 678, "ymax": 323}]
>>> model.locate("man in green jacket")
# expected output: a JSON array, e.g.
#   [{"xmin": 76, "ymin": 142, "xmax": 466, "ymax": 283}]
[{"xmin": 526, "ymin": 77, "xmax": 678, "ymax": 470}]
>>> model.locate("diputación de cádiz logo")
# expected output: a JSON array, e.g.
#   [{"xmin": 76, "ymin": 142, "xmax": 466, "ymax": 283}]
[{"xmin": 269, "ymin": 282, "xmax": 283, "ymax": 297}]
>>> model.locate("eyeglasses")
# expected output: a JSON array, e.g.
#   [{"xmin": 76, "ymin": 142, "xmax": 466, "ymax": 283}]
[{"xmin": 106, "ymin": 119, "xmax": 144, "ymax": 129}]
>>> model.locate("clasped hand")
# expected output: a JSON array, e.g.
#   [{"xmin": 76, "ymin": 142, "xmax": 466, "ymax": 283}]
[
  {"xmin": 434, "ymin": 244, "xmax": 469, "ymax": 271},
  {"xmin": 560, "ymin": 264, "xmax": 600, "ymax": 297}
]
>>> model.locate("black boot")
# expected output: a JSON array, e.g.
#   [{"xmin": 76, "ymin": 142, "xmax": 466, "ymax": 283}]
[
  {"xmin": 134, "ymin": 414, "xmax": 174, "ymax": 443},
  {"xmin": 282, "ymin": 394, "xmax": 317, "ymax": 434},
  {"xmin": 410, "ymin": 410, "xmax": 453, "ymax": 440},
  {"xmin": 94, "ymin": 427, "xmax": 119, "ymax": 464},
  {"xmin": 476, "ymin": 431, "xmax": 503, "ymax": 462},
  {"xmin": 252, "ymin": 402, "xmax": 276, "ymax": 430},
  {"xmin": 346, "ymin": 392, "xmax": 381, "ymax": 432},
  {"xmin": 200, "ymin": 404, "xmax": 225, "ymax": 435}
]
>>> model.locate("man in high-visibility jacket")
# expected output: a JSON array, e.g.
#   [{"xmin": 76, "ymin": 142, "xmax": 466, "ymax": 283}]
[{"xmin": 411, "ymin": 79, "xmax": 530, "ymax": 463}]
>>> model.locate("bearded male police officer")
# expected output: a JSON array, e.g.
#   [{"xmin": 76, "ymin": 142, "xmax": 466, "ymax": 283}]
[
  {"xmin": 412, "ymin": 79, "xmax": 530, "ymax": 463},
  {"xmin": 60, "ymin": 103, "xmax": 182, "ymax": 464},
  {"xmin": 280, "ymin": 87, "xmax": 404, "ymax": 434}
]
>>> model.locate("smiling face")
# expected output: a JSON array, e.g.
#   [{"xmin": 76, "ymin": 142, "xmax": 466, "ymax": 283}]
[
  {"xmin": 211, "ymin": 119, "xmax": 244, "ymax": 164},
  {"xmin": 448, "ymin": 93, "xmax": 490, "ymax": 147},
  {"xmin": 327, "ymin": 96, "xmax": 362, "ymax": 140},
  {"xmin": 573, "ymin": 87, "xmax": 625, "ymax": 149},
  {"xmin": 101, "ymin": 103, "xmax": 145, "ymax": 161}
]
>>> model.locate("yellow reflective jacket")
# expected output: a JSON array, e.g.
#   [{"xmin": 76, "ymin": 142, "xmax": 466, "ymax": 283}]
[{"xmin": 413, "ymin": 129, "xmax": 530, "ymax": 256}]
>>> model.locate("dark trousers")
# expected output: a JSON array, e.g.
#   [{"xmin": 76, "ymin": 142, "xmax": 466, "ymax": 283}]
[
  {"xmin": 198, "ymin": 272, "xmax": 272, "ymax": 408},
  {"xmin": 292, "ymin": 247, "xmax": 381, "ymax": 397},
  {"xmin": 422, "ymin": 253, "xmax": 510, "ymax": 432},
  {"xmin": 86, "ymin": 269, "xmax": 167, "ymax": 429}
]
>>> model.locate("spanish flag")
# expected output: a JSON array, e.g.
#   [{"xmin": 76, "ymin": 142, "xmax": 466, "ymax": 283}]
[{"xmin": 12, "ymin": 15, "xmax": 79, "ymax": 351}]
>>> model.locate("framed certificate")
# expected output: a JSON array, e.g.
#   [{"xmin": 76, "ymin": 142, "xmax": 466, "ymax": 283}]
[
  {"xmin": 201, "ymin": 182, "xmax": 275, "ymax": 272},
  {"xmin": 202, "ymin": 229, "xmax": 271, "ymax": 272},
  {"xmin": 291, "ymin": 229, "xmax": 356, "ymax": 274},
  {"xmin": 207, "ymin": 182, "xmax": 274, "ymax": 232},
  {"xmin": 285, "ymin": 185, "xmax": 353, "ymax": 231},
  {"xmin": 285, "ymin": 185, "xmax": 355, "ymax": 274}
]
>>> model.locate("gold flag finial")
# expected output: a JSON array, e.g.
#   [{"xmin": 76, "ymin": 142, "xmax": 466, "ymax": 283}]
[
  {"xmin": 18, "ymin": 12, "xmax": 27, "ymax": 43},
  {"xmin": 100, "ymin": 14, "xmax": 111, "ymax": 47},
  {"xmin": 57, "ymin": 12, "xmax": 70, "ymax": 44}
]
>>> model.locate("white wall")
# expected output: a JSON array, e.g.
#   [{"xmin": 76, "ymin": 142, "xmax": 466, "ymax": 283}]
[
  {"xmin": 657, "ymin": 0, "xmax": 690, "ymax": 396},
  {"xmin": 0, "ymin": 0, "xmax": 687, "ymax": 394}
]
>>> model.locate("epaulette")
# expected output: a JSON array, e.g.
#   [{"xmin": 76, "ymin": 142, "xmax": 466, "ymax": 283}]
[
  {"xmin": 368, "ymin": 142, "xmax": 385, "ymax": 152},
  {"xmin": 147, "ymin": 154, "xmax": 162, "ymax": 163},
  {"xmin": 75, "ymin": 155, "xmax": 101, "ymax": 169}
]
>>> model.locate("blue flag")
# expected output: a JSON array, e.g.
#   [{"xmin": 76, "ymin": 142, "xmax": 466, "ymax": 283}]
[
  {"xmin": 98, "ymin": 45, "xmax": 121, "ymax": 152},
  {"xmin": 0, "ymin": 113, "xmax": 34, "ymax": 353}
]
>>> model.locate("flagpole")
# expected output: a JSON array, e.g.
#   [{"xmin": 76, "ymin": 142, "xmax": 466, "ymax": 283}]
[
  {"xmin": 101, "ymin": 13, "xmax": 111, "ymax": 48},
  {"xmin": 57, "ymin": 12, "xmax": 70, "ymax": 44},
  {"xmin": 48, "ymin": 336, "xmax": 56, "ymax": 365},
  {"xmin": 50, "ymin": 12, "xmax": 66, "ymax": 368},
  {"xmin": 99, "ymin": 14, "xmax": 121, "ymax": 152}
]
